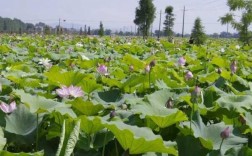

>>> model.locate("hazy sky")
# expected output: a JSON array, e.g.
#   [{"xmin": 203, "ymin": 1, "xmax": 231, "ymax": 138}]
[{"xmin": 0, "ymin": 0, "xmax": 238, "ymax": 34}]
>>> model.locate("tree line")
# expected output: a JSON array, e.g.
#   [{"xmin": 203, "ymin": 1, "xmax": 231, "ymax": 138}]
[
  {"xmin": 0, "ymin": 17, "xmax": 35, "ymax": 33},
  {"xmin": 134, "ymin": 0, "xmax": 252, "ymax": 45}
]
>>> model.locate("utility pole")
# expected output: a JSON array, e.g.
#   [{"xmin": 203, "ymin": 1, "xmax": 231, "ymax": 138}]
[
  {"xmin": 58, "ymin": 18, "xmax": 61, "ymax": 34},
  {"xmin": 135, "ymin": 25, "xmax": 137, "ymax": 36},
  {"xmin": 150, "ymin": 24, "xmax": 153, "ymax": 37},
  {"xmin": 227, "ymin": 23, "xmax": 229, "ymax": 37},
  {"xmin": 131, "ymin": 26, "xmax": 133, "ymax": 36},
  {"xmin": 158, "ymin": 10, "xmax": 162, "ymax": 40},
  {"xmin": 182, "ymin": 6, "xmax": 185, "ymax": 38}
]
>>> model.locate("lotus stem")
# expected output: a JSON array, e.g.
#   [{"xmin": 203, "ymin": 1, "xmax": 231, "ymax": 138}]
[
  {"xmin": 36, "ymin": 113, "xmax": 39, "ymax": 151},
  {"xmin": 219, "ymin": 138, "xmax": 224, "ymax": 151},
  {"xmin": 190, "ymin": 102, "xmax": 195, "ymax": 132},
  {"xmin": 149, "ymin": 69, "xmax": 151, "ymax": 89},
  {"xmin": 115, "ymin": 139, "xmax": 119, "ymax": 156},
  {"xmin": 102, "ymin": 129, "xmax": 108, "ymax": 156}
]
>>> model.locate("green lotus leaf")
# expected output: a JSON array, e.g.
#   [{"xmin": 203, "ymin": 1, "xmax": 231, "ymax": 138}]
[
  {"xmin": 131, "ymin": 89, "xmax": 188, "ymax": 128},
  {"xmin": 177, "ymin": 135, "xmax": 210, "ymax": 156},
  {"xmin": 44, "ymin": 66, "xmax": 85, "ymax": 86},
  {"xmin": 216, "ymin": 94, "xmax": 252, "ymax": 114},
  {"xmin": 211, "ymin": 57, "xmax": 228, "ymax": 68},
  {"xmin": 0, "ymin": 45, "xmax": 11, "ymax": 53},
  {"xmin": 78, "ymin": 79, "xmax": 102, "ymax": 94},
  {"xmin": 121, "ymin": 54, "xmax": 145, "ymax": 71},
  {"xmin": 13, "ymin": 89, "xmax": 76, "ymax": 118},
  {"xmin": 104, "ymin": 121, "xmax": 178, "ymax": 155},
  {"xmin": 5, "ymin": 105, "xmax": 42, "ymax": 136},
  {"xmin": 92, "ymin": 89, "xmax": 123, "ymax": 105},
  {"xmin": 79, "ymin": 59, "xmax": 98, "ymax": 70},
  {"xmin": 101, "ymin": 77, "xmax": 122, "ymax": 88},
  {"xmin": 68, "ymin": 98, "xmax": 104, "ymax": 116},
  {"xmin": 122, "ymin": 74, "xmax": 146, "ymax": 92},
  {"xmin": 78, "ymin": 116, "xmax": 104, "ymax": 135},
  {"xmin": 179, "ymin": 112, "xmax": 247, "ymax": 154}
]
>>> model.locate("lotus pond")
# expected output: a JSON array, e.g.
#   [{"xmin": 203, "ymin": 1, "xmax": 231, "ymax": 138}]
[{"xmin": 0, "ymin": 34, "xmax": 252, "ymax": 156}]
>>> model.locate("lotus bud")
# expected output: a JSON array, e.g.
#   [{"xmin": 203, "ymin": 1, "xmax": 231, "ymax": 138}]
[
  {"xmin": 192, "ymin": 86, "xmax": 201, "ymax": 97},
  {"xmin": 239, "ymin": 115, "xmax": 246, "ymax": 125},
  {"xmin": 217, "ymin": 68, "xmax": 222, "ymax": 74},
  {"xmin": 104, "ymin": 56, "xmax": 111, "ymax": 62},
  {"xmin": 97, "ymin": 64, "xmax": 109, "ymax": 76},
  {"xmin": 165, "ymin": 97, "xmax": 173, "ymax": 109},
  {"xmin": 185, "ymin": 71, "xmax": 193, "ymax": 81},
  {"xmin": 230, "ymin": 60, "xmax": 237, "ymax": 74},
  {"xmin": 110, "ymin": 110, "xmax": 116, "ymax": 118},
  {"xmin": 129, "ymin": 65, "xmax": 134, "ymax": 71},
  {"xmin": 220, "ymin": 127, "xmax": 230, "ymax": 139},
  {"xmin": 149, "ymin": 60, "xmax": 156, "ymax": 68},
  {"xmin": 178, "ymin": 56, "xmax": 186, "ymax": 66},
  {"xmin": 121, "ymin": 104, "xmax": 127, "ymax": 110},
  {"xmin": 145, "ymin": 65, "xmax": 150, "ymax": 73}
]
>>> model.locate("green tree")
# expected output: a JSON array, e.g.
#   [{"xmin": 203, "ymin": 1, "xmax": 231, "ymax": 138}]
[
  {"xmin": 220, "ymin": 0, "xmax": 252, "ymax": 45},
  {"xmin": 98, "ymin": 21, "xmax": 104, "ymax": 37},
  {"xmin": 87, "ymin": 26, "xmax": 91, "ymax": 35},
  {"xmin": 163, "ymin": 6, "xmax": 175, "ymax": 42},
  {"xmin": 3, "ymin": 21, "xmax": 7, "ymax": 32},
  {"xmin": 84, "ymin": 25, "xmax": 87, "ymax": 36},
  {"xmin": 44, "ymin": 25, "xmax": 51, "ymax": 35},
  {"xmin": 191, "ymin": 18, "xmax": 207, "ymax": 45},
  {"xmin": 79, "ymin": 27, "xmax": 83, "ymax": 35},
  {"xmin": 134, "ymin": 0, "xmax": 156, "ymax": 39}
]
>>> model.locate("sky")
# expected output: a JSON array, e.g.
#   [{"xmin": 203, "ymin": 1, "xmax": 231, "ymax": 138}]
[{"xmin": 0, "ymin": 0, "xmax": 239, "ymax": 34}]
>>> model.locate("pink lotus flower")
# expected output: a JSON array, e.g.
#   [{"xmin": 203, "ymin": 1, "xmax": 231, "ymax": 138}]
[
  {"xmin": 56, "ymin": 85, "xmax": 84, "ymax": 98},
  {"xmin": 230, "ymin": 60, "xmax": 237, "ymax": 74},
  {"xmin": 185, "ymin": 71, "xmax": 193, "ymax": 81},
  {"xmin": 68, "ymin": 85, "xmax": 84, "ymax": 98},
  {"xmin": 97, "ymin": 64, "xmax": 109, "ymax": 76},
  {"xmin": 56, "ymin": 86, "xmax": 70, "ymax": 98},
  {"xmin": 0, "ymin": 101, "xmax": 16, "ymax": 114},
  {"xmin": 145, "ymin": 65, "xmax": 151, "ymax": 73},
  {"xmin": 178, "ymin": 57, "xmax": 186, "ymax": 66},
  {"xmin": 220, "ymin": 127, "xmax": 230, "ymax": 139}
]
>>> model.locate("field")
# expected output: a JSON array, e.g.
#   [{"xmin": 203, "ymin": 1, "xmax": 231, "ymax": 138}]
[{"xmin": 0, "ymin": 34, "xmax": 252, "ymax": 156}]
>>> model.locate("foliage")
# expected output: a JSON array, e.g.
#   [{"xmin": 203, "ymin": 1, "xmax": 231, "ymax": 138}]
[
  {"xmin": 98, "ymin": 21, "xmax": 104, "ymax": 37},
  {"xmin": 163, "ymin": 6, "xmax": 175, "ymax": 42},
  {"xmin": 220, "ymin": 0, "xmax": 252, "ymax": 45},
  {"xmin": 0, "ymin": 34, "xmax": 251, "ymax": 155},
  {"xmin": 191, "ymin": 17, "xmax": 207, "ymax": 45},
  {"xmin": 134, "ymin": 0, "xmax": 156, "ymax": 39}
]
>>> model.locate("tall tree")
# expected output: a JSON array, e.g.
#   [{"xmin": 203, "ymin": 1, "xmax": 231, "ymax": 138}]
[
  {"xmin": 220, "ymin": 0, "xmax": 252, "ymax": 45},
  {"xmin": 163, "ymin": 6, "xmax": 175, "ymax": 42},
  {"xmin": 44, "ymin": 25, "xmax": 51, "ymax": 35},
  {"xmin": 3, "ymin": 21, "xmax": 7, "ymax": 32},
  {"xmin": 87, "ymin": 26, "xmax": 91, "ymax": 35},
  {"xmin": 79, "ymin": 27, "xmax": 83, "ymax": 35},
  {"xmin": 191, "ymin": 18, "xmax": 207, "ymax": 45},
  {"xmin": 98, "ymin": 21, "xmax": 104, "ymax": 37},
  {"xmin": 84, "ymin": 25, "xmax": 87, "ymax": 36},
  {"xmin": 134, "ymin": 0, "xmax": 156, "ymax": 39}
]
